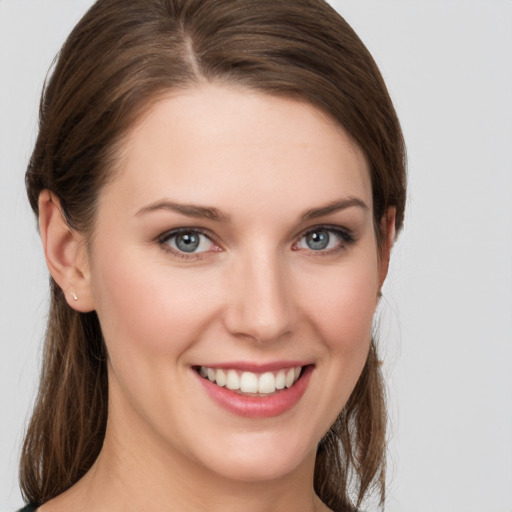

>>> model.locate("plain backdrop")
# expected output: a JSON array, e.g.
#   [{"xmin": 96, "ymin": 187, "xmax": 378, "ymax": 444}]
[{"xmin": 1, "ymin": 1, "xmax": 511, "ymax": 511}]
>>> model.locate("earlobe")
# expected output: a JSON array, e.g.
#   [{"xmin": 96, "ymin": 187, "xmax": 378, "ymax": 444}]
[
  {"xmin": 377, "ymin": 207, "xmax": 396, "ymax": 294},
  {"xmin": 38, "ymin": 190, "xmax": 95, "ymax": 312}
]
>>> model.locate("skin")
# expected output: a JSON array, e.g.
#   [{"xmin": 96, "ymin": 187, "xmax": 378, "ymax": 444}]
[{"xmin": 38, "ymin": 84, "xmax": 395, "ymax": 512}]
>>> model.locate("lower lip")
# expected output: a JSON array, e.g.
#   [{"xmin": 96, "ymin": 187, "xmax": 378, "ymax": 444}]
[{"xmin": 196, "ymin": 366, "xmax": 313, "ymax": 418}]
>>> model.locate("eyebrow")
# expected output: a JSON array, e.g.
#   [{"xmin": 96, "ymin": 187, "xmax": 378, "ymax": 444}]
[
  {"xmin": 301, "ymin": 197, "xmax": 368, "ymax": 221},
  {"xmin": 135, "ymin": 200, "xmax": 231, "ymax": 223},
  {"xmin": 135, "ymin": 196, "xmax": 368, "ymax": 223}
]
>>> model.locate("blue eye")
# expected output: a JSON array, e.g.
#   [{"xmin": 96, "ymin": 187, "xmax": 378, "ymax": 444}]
[
  {"xmin": 304, "ymin": 230, "xmax": 330, "ymax": 250},
  {"xmin": 162, "ymin": 229, "xmax": 214, "ymax": 254},
  {"xmin": 296, "ymin": 227, "xmax": 353, "ymax": 252}
]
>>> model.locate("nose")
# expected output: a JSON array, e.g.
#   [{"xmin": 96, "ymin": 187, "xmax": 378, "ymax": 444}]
[{"xmin": 223, "ymin": 250, "xmax": 295, "ymax": 344}]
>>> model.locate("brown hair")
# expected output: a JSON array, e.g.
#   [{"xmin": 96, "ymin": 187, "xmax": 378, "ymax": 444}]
[{"xmin": 21, "ymin": 1, "xmax": 406, "ymax": 510}]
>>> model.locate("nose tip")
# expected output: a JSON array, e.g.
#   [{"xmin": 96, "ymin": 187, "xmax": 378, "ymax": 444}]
[{"xmin": 223, "ymin": 257, "xmax": 295, "ymax": 344}]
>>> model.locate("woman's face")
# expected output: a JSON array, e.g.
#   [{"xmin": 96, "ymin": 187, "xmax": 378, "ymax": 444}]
[{"xmin": 85, "ymin": 84, "xmax": 386, "ymax": 483}]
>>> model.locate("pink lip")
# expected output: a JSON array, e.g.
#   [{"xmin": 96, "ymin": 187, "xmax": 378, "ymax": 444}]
[
  {"xmin": 197, "ymin": 360, "xmax": 310, "ymax": 373},
  {"xmin": 195, "ymin": 365, "xmax": 313, "ymax": 418}
]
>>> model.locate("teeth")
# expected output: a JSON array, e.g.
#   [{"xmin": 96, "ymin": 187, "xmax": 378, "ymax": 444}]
[
  {"xmin": 199, "ymin": 365, "xmax": 303, "ymax": 394},
  {"xmin": 216, "ymin": 369, "xmax": 226, "ymax": 387},
  {"xmin": 240, "ymin": 372, "xmax": 258, "ymax": 393},
  {"xmin": 275, "ymin": 370, "xmax": 286, "ymax": 390},
  {"xmin": 258, "ymin": 372, "xmax": 275, "ymax": 394},
  {"xmin": 285, "ymin": 368, "xmax": 295, "ymax": 388},
  {"xmin": 226, "ymin": 369, "xmax": 240, "ymax": 390}
]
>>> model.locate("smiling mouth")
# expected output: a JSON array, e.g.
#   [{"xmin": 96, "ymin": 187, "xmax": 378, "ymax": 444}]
[{"xmin": 196, "ymin": 366, "xmax": 304, "ymax": 395}]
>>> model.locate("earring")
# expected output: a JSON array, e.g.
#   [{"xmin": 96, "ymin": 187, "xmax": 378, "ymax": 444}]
[{"xmin": 71, "ymin": 292, "xmax": 78, "ymax": 301}]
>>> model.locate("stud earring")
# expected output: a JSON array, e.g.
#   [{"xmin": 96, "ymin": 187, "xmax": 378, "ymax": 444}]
[{"xmin": 71, "ymin": 292, "xmax": 78, "ymax": 301}]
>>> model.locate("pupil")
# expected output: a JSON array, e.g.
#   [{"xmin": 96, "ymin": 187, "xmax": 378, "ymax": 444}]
[
  {"xmin": 307, "ymin": 230, "xmax": 329, "ymax": 250},
  {"xmin": 176, "ymin": 232, "xmax": 199, "ymax": 252}
]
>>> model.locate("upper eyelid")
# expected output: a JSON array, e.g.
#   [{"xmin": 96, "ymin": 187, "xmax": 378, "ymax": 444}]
[
  {"xmin": 295, "ymin": 224, "xmax": 354, "ymax": 241},
  {"xmin": 158, "ymin": 226, "xmax": 216, "ymax": 243}
]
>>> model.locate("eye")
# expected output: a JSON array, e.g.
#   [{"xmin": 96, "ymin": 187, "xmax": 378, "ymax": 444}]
[
  {"xmin": 295, "ymin": 227, "xmax": 354, "ymax": 253},
  {"xmin": 160, "ymin": 229, "xmax": 217, "ymax": 254}
]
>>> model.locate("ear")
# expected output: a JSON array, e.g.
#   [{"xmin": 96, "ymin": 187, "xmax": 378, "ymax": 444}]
[
  {"xmin": 38, "ymin": 190, "xmax": 95, "ymax": 312},
  {"xmin": 377, "ymin": 207, "xmax": 396, "ymax": 293}
]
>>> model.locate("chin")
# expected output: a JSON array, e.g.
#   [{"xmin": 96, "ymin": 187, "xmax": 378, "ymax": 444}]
[{"xmin": 189, "ymin": 429, "xmax": 318, "ymax": 484}]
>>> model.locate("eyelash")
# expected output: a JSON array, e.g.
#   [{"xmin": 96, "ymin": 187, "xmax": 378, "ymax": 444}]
[
  {"xmin": 158, "ymin": 227, "xmax": 219, "ymax": 260},
  {"xmin": 293, "ymin": 225, "xmax": 356, "ymax": 256},
  {"xmin": 157, "ymin": 225, "xmax": 356, "ymax": 260}
]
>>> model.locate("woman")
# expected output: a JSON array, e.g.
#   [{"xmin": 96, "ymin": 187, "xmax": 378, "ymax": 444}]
[{"xmin": 19, "ymin": 0, "xmax": 406, "ymax": 511}]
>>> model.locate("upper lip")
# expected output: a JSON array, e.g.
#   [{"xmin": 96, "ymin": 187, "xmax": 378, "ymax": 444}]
[{"xmin": 194, "ymin": 361, "xmax": 313, "ymax": 373}]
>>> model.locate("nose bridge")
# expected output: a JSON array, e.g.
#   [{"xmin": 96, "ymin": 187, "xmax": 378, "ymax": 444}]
[{"xmin": 225, "ymin": 246, "xmax": 294, "ymax": 343}]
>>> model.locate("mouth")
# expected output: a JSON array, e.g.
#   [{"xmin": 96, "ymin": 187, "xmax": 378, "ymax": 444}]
[
  {"xmin": 196, "ymin": 365, "xmax": 304, "ymax": 396},
  {"xmin": 194, "ymin": 363, "xmax": 313, "ymax": 418}
]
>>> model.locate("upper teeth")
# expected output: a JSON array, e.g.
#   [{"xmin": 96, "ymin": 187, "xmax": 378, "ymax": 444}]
[{"xmin": 199, "ymin": 366, "xmax": 302, "ymax": 394}]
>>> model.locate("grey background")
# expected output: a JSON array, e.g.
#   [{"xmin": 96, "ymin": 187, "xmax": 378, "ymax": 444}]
[{"xmin": 1, "ymin": 1, "xmax": 511, "ymax": 511}]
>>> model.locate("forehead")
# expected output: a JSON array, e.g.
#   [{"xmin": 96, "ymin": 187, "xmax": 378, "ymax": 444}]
[{"xmin": 104, "ymin": 84, "xmax": 372, "ymax": 218}]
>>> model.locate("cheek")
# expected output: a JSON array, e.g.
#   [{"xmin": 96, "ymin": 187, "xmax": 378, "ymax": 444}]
[
  {"xmin": 90, "ymin": 245, "xmax": 216, "ymax": 363},
  {"xmin": 302, "ymin": 257, "xmax": 379, "ymax": 350},
  {"xmin": 289, "ymin": 254, "xmax": 380, "ymax": 436},
  {"xmin": 302, "ymin": 253, "xmax": 379, "ymax": 403},
  {"xmin": 89, "ymin": 247, "xmax": 221, "ymax": 430}
]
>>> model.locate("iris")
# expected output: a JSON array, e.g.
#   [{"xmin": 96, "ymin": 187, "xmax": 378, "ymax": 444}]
[{"xmin": 305, "ymin": 230, "xmax": 330, "ymax": 250}]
